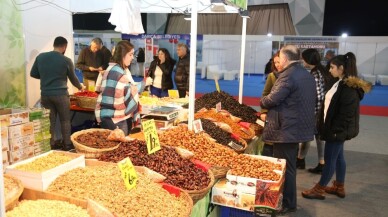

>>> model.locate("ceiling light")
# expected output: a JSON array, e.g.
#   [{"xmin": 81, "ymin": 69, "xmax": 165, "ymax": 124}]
[
  {"xmin": 267, "ymin": 33, "xmax": 272, "ymax": 37},
  {"xmin": 341, "ymin": 33, "xmax": 348, "ymax": 38}
]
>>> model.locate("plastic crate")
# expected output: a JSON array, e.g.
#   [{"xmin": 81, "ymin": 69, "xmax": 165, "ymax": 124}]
[{"xmin": 220, "ymin": 206, "xmax": 254, "ymax": 217}]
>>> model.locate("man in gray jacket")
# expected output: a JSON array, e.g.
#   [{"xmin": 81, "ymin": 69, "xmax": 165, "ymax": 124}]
[{"xmin": 260, "ymin": 45, "xmax": 316, "ymax": 215}]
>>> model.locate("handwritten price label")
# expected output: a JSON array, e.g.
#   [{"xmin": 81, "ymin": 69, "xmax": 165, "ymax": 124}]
[
  {"xmin": 142, "ymin": 119, "xmax": 161, "ymax": 154},
  {"xmin": 168, "ymin": 90, "xmax": 179, "ymax": 99},
  {"xmin": 117, "ymin": 157, "xmax": 138, "ymax": 190},
  {"xmin": 193, "ymin": 119, "xmax": 203, "ymax": 134}
]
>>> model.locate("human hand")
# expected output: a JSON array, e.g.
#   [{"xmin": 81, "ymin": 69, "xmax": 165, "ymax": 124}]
[
  {"xmin": 89, "ymin": 66, "xmax": 97, "ymax": 71},
  {"xmin": 97, "ymin": 67, "xmax": 103, "ymax": 71},
  {"xmin": 260, "ymin": 113, "xmax": 267, "ymax": 121},
  {"xmin": 145, "ymin": 77, "xmax": 153, "ymax": 86},
  {"xmin": 130, "ymin": 85, "xmax": 138, "ymax": 96},
  {"xmin": 80, "ymin": 83, "xmax": 86, "ymax": 91}
]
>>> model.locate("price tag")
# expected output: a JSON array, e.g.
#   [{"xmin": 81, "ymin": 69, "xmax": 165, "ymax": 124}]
[
  {"xmin": 168, "ymin": 89, "xmax": 179, "ymax": 98},
  {"xmin": 216, "ymin": 102, "xmax": 222, "ymax": 112},
  {"xmin": 142, "ymin": 119, "xmax": 161, "ymax": 154},
  {"xmin": 214, "ymin": 77, "xmax": 221, "ymax": 92},
  {"xmin": 117, "ymin": 157, "xmax": 138, "ymax": 190},
  {"xmin": 193, "ymin": 119, "xmax": 203, "ymax": 133}
]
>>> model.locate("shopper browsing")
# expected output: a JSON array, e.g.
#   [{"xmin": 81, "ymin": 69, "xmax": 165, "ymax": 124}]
[
  {"xmin": 147, "ymin": 48, "xmax": 176, "ymax": 98},
  {"xmin": 30, "ymin": 36, "xmax": 84, "ymax": 151},
  {"xmin": 175, "ymin": 43, "xmax": 190, "ymax": 98},
  {"xmin": 302, "ymin": 52, "xmax": 372, "ymax": 200},
  {"xmin": 260, "ymin": 45, "xmax": 316, "ymax": 215}
]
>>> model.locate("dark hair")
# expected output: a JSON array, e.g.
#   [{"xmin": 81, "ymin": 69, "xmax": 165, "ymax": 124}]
[
  {"xmin": 53, "ymin": 36, "xmax": 67, "ymax": 47},
  {"xmin": 91, "ymin": 37, "xmax": 103, "ymax": 45},
  {"xmin": 158, "ymin": 48, "xmax": 172, "ymax": 63},
  {"xmin": 302, "ymin": 48, "xmax": 331, "ymax": 88},
  {"xmin": 112, "ymin": 40, "xmax": 134, "ymax": 69},
  {"xmin": 281, "ymin": 45, "xmax": 300, "ymax": 61},
  {"xmin": 271, "ymin": 51, "xmax": 280, "ymax": 72},
  {"xmin": 330, "ymin": 52, "xmax": 358, "ymax": 77}
]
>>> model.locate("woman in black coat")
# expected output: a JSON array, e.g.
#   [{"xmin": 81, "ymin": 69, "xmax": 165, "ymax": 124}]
[
  {"xmin": 147, "ymin": 48, "xmax": 176, "ymax": 97},
  {"xmin": 302, "ymin": 52, "xmax": 372, "ymax": 200}
]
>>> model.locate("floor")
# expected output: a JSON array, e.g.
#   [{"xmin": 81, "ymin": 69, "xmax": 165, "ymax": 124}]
[{"xmin": 284, "ymin": 115, "xmax": 388, "ymax": 217}]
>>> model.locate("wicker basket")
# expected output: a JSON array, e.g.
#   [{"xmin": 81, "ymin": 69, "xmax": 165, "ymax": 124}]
[
  {"xmin": 232, "ymin": 138, "xmax": 248, "ymax": 154},
  {"xmin": 5, "ymin": 174, "xmax": 24, "ymax": 211},
  {"xmin": 70, "ymin": 128, "xmax": 120, "ymax": 159},
  {"xmin": 178, "ymin": 188, "xmax": 194, "ymax": 217},
  {"xmin": 210, "ymin": 165, "xmax": 230, "ymax": 179},
  {"xmin": 76, "ymin": 96, "xmax": 97, "ymax": 109},
  {"xmin": 186, "ymin": 169, "xmax": 215, "ymax": 204}
]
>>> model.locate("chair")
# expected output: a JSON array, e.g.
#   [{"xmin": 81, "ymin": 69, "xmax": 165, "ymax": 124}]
[{"xmin": 206, "ymin": 65, "xmax": 226, "ymax": 80}]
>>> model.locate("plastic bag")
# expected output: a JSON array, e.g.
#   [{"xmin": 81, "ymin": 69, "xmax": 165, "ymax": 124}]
[{"xmin": 107, "ymin": 127, "xmax": 126, "ymax": 142}]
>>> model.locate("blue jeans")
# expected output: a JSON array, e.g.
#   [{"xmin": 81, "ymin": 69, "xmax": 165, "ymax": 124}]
[
  {"xmin": 319, "ymin": 141, "xmax": 346, "ymax": 186},
  {"xmin": 150, "ymin": 86, "xmax": 168, "ymax": 98}
]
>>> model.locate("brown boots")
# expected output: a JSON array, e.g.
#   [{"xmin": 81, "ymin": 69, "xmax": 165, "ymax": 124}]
[
  {"xmin": 301, "ymin": 183, "xmax": 326, "ymax": 200},
  {"xmin": 325, "ymin": 180, "xmax": 345, "ymax": 198}
]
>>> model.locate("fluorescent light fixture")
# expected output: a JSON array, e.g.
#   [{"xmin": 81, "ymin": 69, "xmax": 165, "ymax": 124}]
[
  {"xmin": 267, "ymin": 33, "xmax": 272, "ymax": 37},
  {"xmin": 341, "ymin": 33, "xmax": 348, "ymax": 38},
  {"xmin": 238, "ymin": 9, "xmax": 250, "ymax": 18},
  {"xmin": 211, "ymin": 0, "xmax": 225, "ymax": 6},
  {"xmin": 184, "ymin": 14, "xmax": 191, "ymax": 21}
]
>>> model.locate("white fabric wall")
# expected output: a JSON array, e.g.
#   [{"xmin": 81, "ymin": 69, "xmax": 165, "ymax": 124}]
[{"xmin": 22, "ymin": 1, "xmax": 74, "ymax": 107}]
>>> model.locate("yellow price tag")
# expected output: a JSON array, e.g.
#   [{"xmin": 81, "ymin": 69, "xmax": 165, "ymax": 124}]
[
  {"xmin": 117, "ymin": 157, "xmax": 138, "ymax": 190},
  {"xmin": 214, "ymin": 78, "xmax": 220, "ymax": 92},
  {"xmin": 168, "ymin": 89, "xmax": 179, "ymax": 98},
  {"xmin": 142, "ymin": 119, "xmax": 161, "ymax": 154}
]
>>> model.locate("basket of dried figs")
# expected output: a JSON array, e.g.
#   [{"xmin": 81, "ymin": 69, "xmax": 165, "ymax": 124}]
[
  {"xmin": 70, "ymin": 128, "xmax": 121, "ymax": 158},
  {"xmin": 4, "ymin": 174, "xmax": 24, "ymax": 211}
]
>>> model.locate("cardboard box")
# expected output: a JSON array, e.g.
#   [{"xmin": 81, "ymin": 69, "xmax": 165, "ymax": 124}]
[
  {"xmin": 0, "ymin": 108, "xmax": 29, "ymax": 127},
  {"xmin": 9, "ymin": 134, "xmax": 35, "ymax": 151},
  {"xmin": 8, "ymin": 122, "xmax": 34, "ymax": 138},
  {"xmin": 8, "ymin": 146, "xmax": 35, "ymax": 163},
  {"xmin": 211, "ymin": 178, "xmax": 255, "ymax": 211},
  {"xmin": 5, "ymin": 150, "xmax": 85, "ymax": 191},
  {"xmin": 1, "ymin": 127, "xmax": 9, "ymax": 151},
  {"xmin": 226, "ymin": 155, "xmax": 285, "ymax": 195}
]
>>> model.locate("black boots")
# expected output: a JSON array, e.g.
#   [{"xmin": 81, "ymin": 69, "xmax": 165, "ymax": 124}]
[
  {"xmin": 296, "ymin": 158, "xmax": 305, "ymax": 169},
  {"xmin": 308, "ymin": 163, "xmax": 325, "ymax": 174}
]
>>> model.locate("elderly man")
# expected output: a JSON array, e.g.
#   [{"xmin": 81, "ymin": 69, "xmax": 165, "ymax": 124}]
[
  {"xmin": 260, "ymin": 45, "xmax": 316, "ymax": 215},
  {"xmin": 76, "ymin": 37, "xmax": 105, "ymax": 89},
  {"xmin": 174, "ymin": 43, "xmax": 190, "ymax": 98}
]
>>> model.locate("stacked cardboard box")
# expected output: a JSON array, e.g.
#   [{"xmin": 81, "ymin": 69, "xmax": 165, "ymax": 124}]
[{"xmin": 29, "ymin": 108, "xmax": 51, "ymax": 155}]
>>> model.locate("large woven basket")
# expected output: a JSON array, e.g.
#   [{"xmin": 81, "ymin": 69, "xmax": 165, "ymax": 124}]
[
  {"xmin": 233, "ymin": 138, "xmax": 248, "ymax": 154},
  {"xmin": 70, "ymin": 128, "xmax": 120, "ymax": 159},
  {"xmin": 76, "ymin": 96, "xmax": 97, "ymax": 109},
  {"xmin": 209, "ymin": 165, "xmax": 230, "ymax": 179},
  {"xmin": 178, "ymin": 188, "xmax": 194, "ymax": 217},
  {"xmin": 5, "ymin": 174, "xmax": 24, "ymax": 211},
  {"xmin": 186, "ymin": 169, "xmax": 215, "ymax": 204}
]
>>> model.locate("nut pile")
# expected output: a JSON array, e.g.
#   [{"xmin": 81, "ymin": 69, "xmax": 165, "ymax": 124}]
[
  {"xmin": 229, "ymin": 155, "xmax": 283, "ymax": 181},
  {"xmin": 4, "ymin": 176, "xmax": 20, "ymax": 201},
  {"xmin": 160, "ymin": 126, "xmax": 283, "ymax": 181},
  {"xmin": 200, "ymin": 119, "xmax": 245, "ymax": 149},
  {"xmin": 47, "ymin": 165, "xmax": 190, "ymax": 217},
  {"xmin": 159, "ymin": 125, "xmax": 238, "ymax": 168},
  {"xmin": 98, "ymin": 140, "xmax": 210, "ymax": 190},
  {"xmin": 195, "ymin": 109, "xmax": 254, "ymax": 140},
  {"xmin": 15, "ymin": 152, "xmax": 73, "ymax": 172},
  {"xmin": 194, "ymin": 91, "xmax": 258, "ymax": 123},
  {"xmin": 6, "ymin": 199, "xmax": 90, "ymax": 217},
  {"xmin": 74, "ymin": 131, "xmax": 120, "ymax": 149}
]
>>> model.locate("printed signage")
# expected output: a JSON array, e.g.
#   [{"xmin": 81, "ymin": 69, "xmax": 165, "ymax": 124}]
[{"xmin": 193, "ymin": 119, "xmax": 203, "ymax": 134}]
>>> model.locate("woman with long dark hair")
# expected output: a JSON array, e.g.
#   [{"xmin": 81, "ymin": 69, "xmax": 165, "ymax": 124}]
[{"xmin": 302, "ymin": 52, "xmax": 372, "ymax": 200}]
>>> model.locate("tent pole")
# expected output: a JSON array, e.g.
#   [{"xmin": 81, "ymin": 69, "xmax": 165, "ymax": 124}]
[
  {"xmin": 239, "ymin": 17, "xmax": 247, "ymax": 104},
  {"xmin": 188, "ymin": 1, "xmax": 198, "ymax": 131}
]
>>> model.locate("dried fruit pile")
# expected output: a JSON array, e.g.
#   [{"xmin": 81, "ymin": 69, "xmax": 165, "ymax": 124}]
[
  {"xmin": 200, "ymin": 119, "xmax": 245, "ymax": 149},
  {"xmin": 74, "ymin": 131, "xmax": 120, "ymax": 149},
  {"xmin": 74, "ymin": 91, "xmax": 98, "ymax": 98},
  {"xmin": 99, "ymin": 140, "xmax": 210, "ymax": 191},
  {"xmin": 159, "ymin": 126, "xmax": 283, "ymax": 181},
  {"xmin": 47, "ymin": 165, "xmax": 190, "ymax": 217},
  {"xmin": 194, "ymin": 91, "xmax": 258, "ymax": 123}
]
